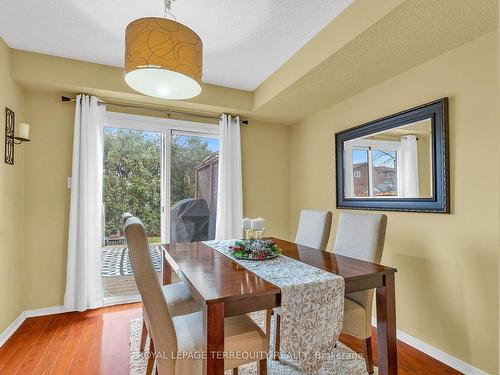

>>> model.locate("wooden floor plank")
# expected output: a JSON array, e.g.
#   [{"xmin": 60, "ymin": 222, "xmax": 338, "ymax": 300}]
[
  {"xmin": 102, "ymin": 308, "xmax": 135, "ymax": 375},
  {"xmin": 49, "ymin": 314, "xmax": 88, "ymax": 375},
  {"xmin": 0, "ymin": 316, "xmax": 53, "ymax": 374},
  {"xmin": 0, "ymin": 302, "xmax": 460, "ymax": 375},
  {"xmin": 15, "ymin": 315, "xmax": 63, "ymax": 375},
  {"xmin": 118, "ymin": 308, "xmax": 140, "ymax": 375},
  {"xmin": 0, "ymin": 318, "xmax": 39, "ymax": 369},
  {"xmin": 32, "ymin": 314, "xmax": 77, "ymax": 375},
  {"xmin": 83, "ymin": 317, "xmax": 105, "ymax": 375},
  {"xmin": 67, "ymin": 316, "xmax": 101, "ymax": 375}
]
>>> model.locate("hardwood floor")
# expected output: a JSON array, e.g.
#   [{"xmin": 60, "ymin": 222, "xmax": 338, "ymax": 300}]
[
  {"xmin": 0, "ymin": 303, "xmax": 141, "ymax": 375},
  {"xmin": 340, "ymin": 331, "xmax": 461, "ymax": 375},
  {"xmin": 0, "ymin": 303, "xmax": 461, "ymax": 375}
]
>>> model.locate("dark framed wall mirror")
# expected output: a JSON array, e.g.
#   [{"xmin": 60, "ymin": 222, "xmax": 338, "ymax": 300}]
[{"xmin": 335, "ymin": 98, "xmax": 449, "ymax": 213}]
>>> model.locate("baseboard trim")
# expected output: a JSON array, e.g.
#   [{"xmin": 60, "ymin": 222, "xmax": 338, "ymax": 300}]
[
  {"xmin": 0, "ymin": 306, "xmax": 70, "ymax": 347},
  {"xmin": 371, "ymin": 318, "xmax": 487, "ymax": 375},
  {"xmin": 24, "ymin": 305, "xmax": 70, "ymax": 318},
  {"xmin": 0, "ymin": 312, "xmax": 26, "ymax": 347}
]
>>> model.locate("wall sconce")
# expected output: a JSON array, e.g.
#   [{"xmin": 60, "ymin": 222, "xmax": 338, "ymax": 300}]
[{"xmin": 5, "ymin": 108, "xmax": 31, "ymax": 165}]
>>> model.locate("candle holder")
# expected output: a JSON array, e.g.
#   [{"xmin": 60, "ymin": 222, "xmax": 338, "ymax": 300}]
[
  {"xmin": 243, "ymin": 228, "xmax": 251, "ymax": 240},
  {"xmin": 253, "ymin": 228, "xmax": 265, "ymax": 239},
  {"xmin": 242, "ymin": 218, "xmax": 252, "ymax": 240},
  {"xmin": 4, "ymin": 108, "xmax": 31, "ymax": 165},
  {"xmin": 249, "ymin": 218, "xmax": 266, "ymax": 239}
]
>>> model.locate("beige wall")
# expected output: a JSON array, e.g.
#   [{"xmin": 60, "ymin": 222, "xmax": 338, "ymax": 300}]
[
  {"xmin": 23, "ymin": 92, "xmax": 74, "ymax": 310},
  {"xmin": 0, "ymin": 39, "xmax": 26, "ymax": 333},
  {"xmin": 20, "ymin": 92, "xmax": 291, "ymax": 310},
  {"xmin": 241, "ymin": 121, "xmax": 290, "ymax": 239},
  {"xmin": 290, "ymin": 31, "xmax": 498, "ymax": 374}
]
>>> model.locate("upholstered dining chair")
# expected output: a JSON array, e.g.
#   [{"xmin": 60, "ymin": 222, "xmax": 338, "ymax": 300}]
[
  {"xmin": 269, "ymin": 209, "xmax": 333, "ymax": 359},
  {"xmin": 121, "ymin": 213, "xmax": 199, "ymax": 375},
  {"xmin": 124, "ymin": 216, "xmax": 269, "ymax": 375},
  {"xmin": 294, "ymin": 209, "xmax": 333, "ymax": 250},
  {"xmin": 333, "ymin": 212, "xmax": 387, "ymax": 374}
]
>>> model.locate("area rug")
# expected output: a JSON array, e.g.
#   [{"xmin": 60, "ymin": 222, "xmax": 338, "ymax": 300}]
[
  {"xmin": 129, "ymin": 312, "xmax": 377, "ymax": 374},
  {"xmin": 102, "ymin": 245, "xmax": 162, "ymax": 277}
]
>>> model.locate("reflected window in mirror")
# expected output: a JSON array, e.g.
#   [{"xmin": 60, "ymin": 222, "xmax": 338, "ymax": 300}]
[
  {"xmin": 336, "ymin": 98, "xmax": 449, "ymax": 213},
  {"xmin": 344, "ymin": 118, "xmax": 433, "ymax": 199}
]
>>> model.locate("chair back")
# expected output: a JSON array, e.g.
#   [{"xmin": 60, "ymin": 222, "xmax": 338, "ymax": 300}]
[
  {"xmin": 121, "ymin": 212, "xmax": 133, "ymax": 225},
  {"xmin": 333, "ymin": 212, "xmax": 387, "ymax": 309},
  {"xmin": 295, "ymin": 209, "xmax": 333, "ymax": 250},
  {"xmin": 124, "ymin": 216, "xmax": 177, "ymax": 375}
]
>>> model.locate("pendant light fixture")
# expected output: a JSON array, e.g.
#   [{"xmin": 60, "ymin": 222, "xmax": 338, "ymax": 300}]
[{"xmin": 124, "ymin": 0, "xmax": 203, "ymax": 100}]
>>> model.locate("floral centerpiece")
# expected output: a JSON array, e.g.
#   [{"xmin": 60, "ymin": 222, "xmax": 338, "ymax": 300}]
[{"xmin": 229, "ymin": 239, "xmax": 281, "ymax": 260}]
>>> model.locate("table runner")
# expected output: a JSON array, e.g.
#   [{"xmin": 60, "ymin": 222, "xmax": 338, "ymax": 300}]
[{"xmin": 204, "ymin": 240, "xmax": 345, "ymax": 374}]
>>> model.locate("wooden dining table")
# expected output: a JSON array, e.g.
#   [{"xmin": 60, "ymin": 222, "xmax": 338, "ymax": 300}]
[{"xmin": 161, "ymin": 237, "xmax": 397, "ymax": 375}]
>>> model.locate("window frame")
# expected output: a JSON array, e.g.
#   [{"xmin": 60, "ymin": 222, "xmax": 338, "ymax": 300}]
[{"xmin": 344, "ymin": 139, "xmax": 402, "ymax": 198}]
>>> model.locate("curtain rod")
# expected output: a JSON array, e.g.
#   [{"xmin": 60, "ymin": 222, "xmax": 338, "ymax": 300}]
[{"xmin": 61, "ymin": 96, "xmax": 249, "ymax": 124}]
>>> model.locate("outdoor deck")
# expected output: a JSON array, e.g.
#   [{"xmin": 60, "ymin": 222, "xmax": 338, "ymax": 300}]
[
  {"xmin": 101, "ymin": 244, "xmax": 167, "ymax": 300},
  {"xmin": 103, "ymin": 274, "xmax": 141, "ymax": 299}
]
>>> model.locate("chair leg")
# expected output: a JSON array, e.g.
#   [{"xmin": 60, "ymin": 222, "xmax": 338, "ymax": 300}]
[
  {"xmin": 362, "ymin": 337, "xmax": 374, "ymax": 374},
  {"xmin": 232, "ymin": 368, "xmax": 238, "ymax": 375},
  {"xmin": 146, "ymin": 339, "xmax": 155, "ymax": 375},
  {"xmin": 273, "ymin": 313, "xmax": 281, "ymax": 361},
  {"xmin": 265, "ymin": 309, "xmax": 272, "ymax": 336},
  {"xmin": 257, "ymin": 359, "xmax": 267, "ymax": 375},
  {"xmin": 139, "ymin": 319, "xmax": 148, "ymax": 352}
]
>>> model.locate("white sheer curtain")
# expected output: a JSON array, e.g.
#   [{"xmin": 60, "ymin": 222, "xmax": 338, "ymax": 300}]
[
  {"xmin": 400, "ymin": 135, "xmax": 419, "ymax": 197},
  {"xmin": 64, "ymin": 95, "xmax": 105, "ymax": 311},
  {"xmin": 215, "ymin": 114, "xmax": 243, "ymax": 240}
]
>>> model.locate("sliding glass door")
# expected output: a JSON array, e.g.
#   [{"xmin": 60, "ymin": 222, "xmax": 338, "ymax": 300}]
[
  {"xmin": 169, "ymin": 131, "xmax": 219, "ymax": 243},
  {"xmin": 103, "ymin": 127, "xmax": 162, "ymax": 244},
  {"xmin": 102, "ymin": 127, "xmax": 163, "ymax": 303},
  {"xmin": 101, "ymin": 112, "xmax": 219, "ymax": 304}
]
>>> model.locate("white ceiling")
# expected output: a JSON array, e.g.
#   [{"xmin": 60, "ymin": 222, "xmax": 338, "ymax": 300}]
[{"xmin": 0, "ymin": 0, "xmax": 352, "ymax": 91}]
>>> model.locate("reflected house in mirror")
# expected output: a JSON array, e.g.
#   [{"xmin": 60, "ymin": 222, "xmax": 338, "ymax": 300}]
[{"xmin": 336, "ymin": 98, "xmax": 449, "ymax": 213}]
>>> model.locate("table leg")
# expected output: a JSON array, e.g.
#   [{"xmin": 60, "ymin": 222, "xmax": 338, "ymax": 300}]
[
  {"xmin": 265, "ymin": 309, "xmax": 272, "ymax": 336},
  {"xmin": 376, "ymin": 272, "xmax": 398, "ymax": 375},
  {"xmin": 162, "ymin": 253, "xmax": 172, "ymax": 285},
  {"xmin": 273, "ymin": 313, "xmax": 281, "ymax": 361},
  {"xmin": 206, "ymin": 302, "xmax": 225, "ymax": 375}
]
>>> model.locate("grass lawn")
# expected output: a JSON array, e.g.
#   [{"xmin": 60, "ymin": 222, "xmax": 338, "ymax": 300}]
[{"xmin": 147, "ymin": 236, "xmax": 161, "ymax": 244}]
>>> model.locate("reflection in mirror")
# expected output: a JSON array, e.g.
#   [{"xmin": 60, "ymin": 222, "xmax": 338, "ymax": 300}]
[{"xmin": 344, "ymin": 118, "xmax": 433, "ymax": 199}]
